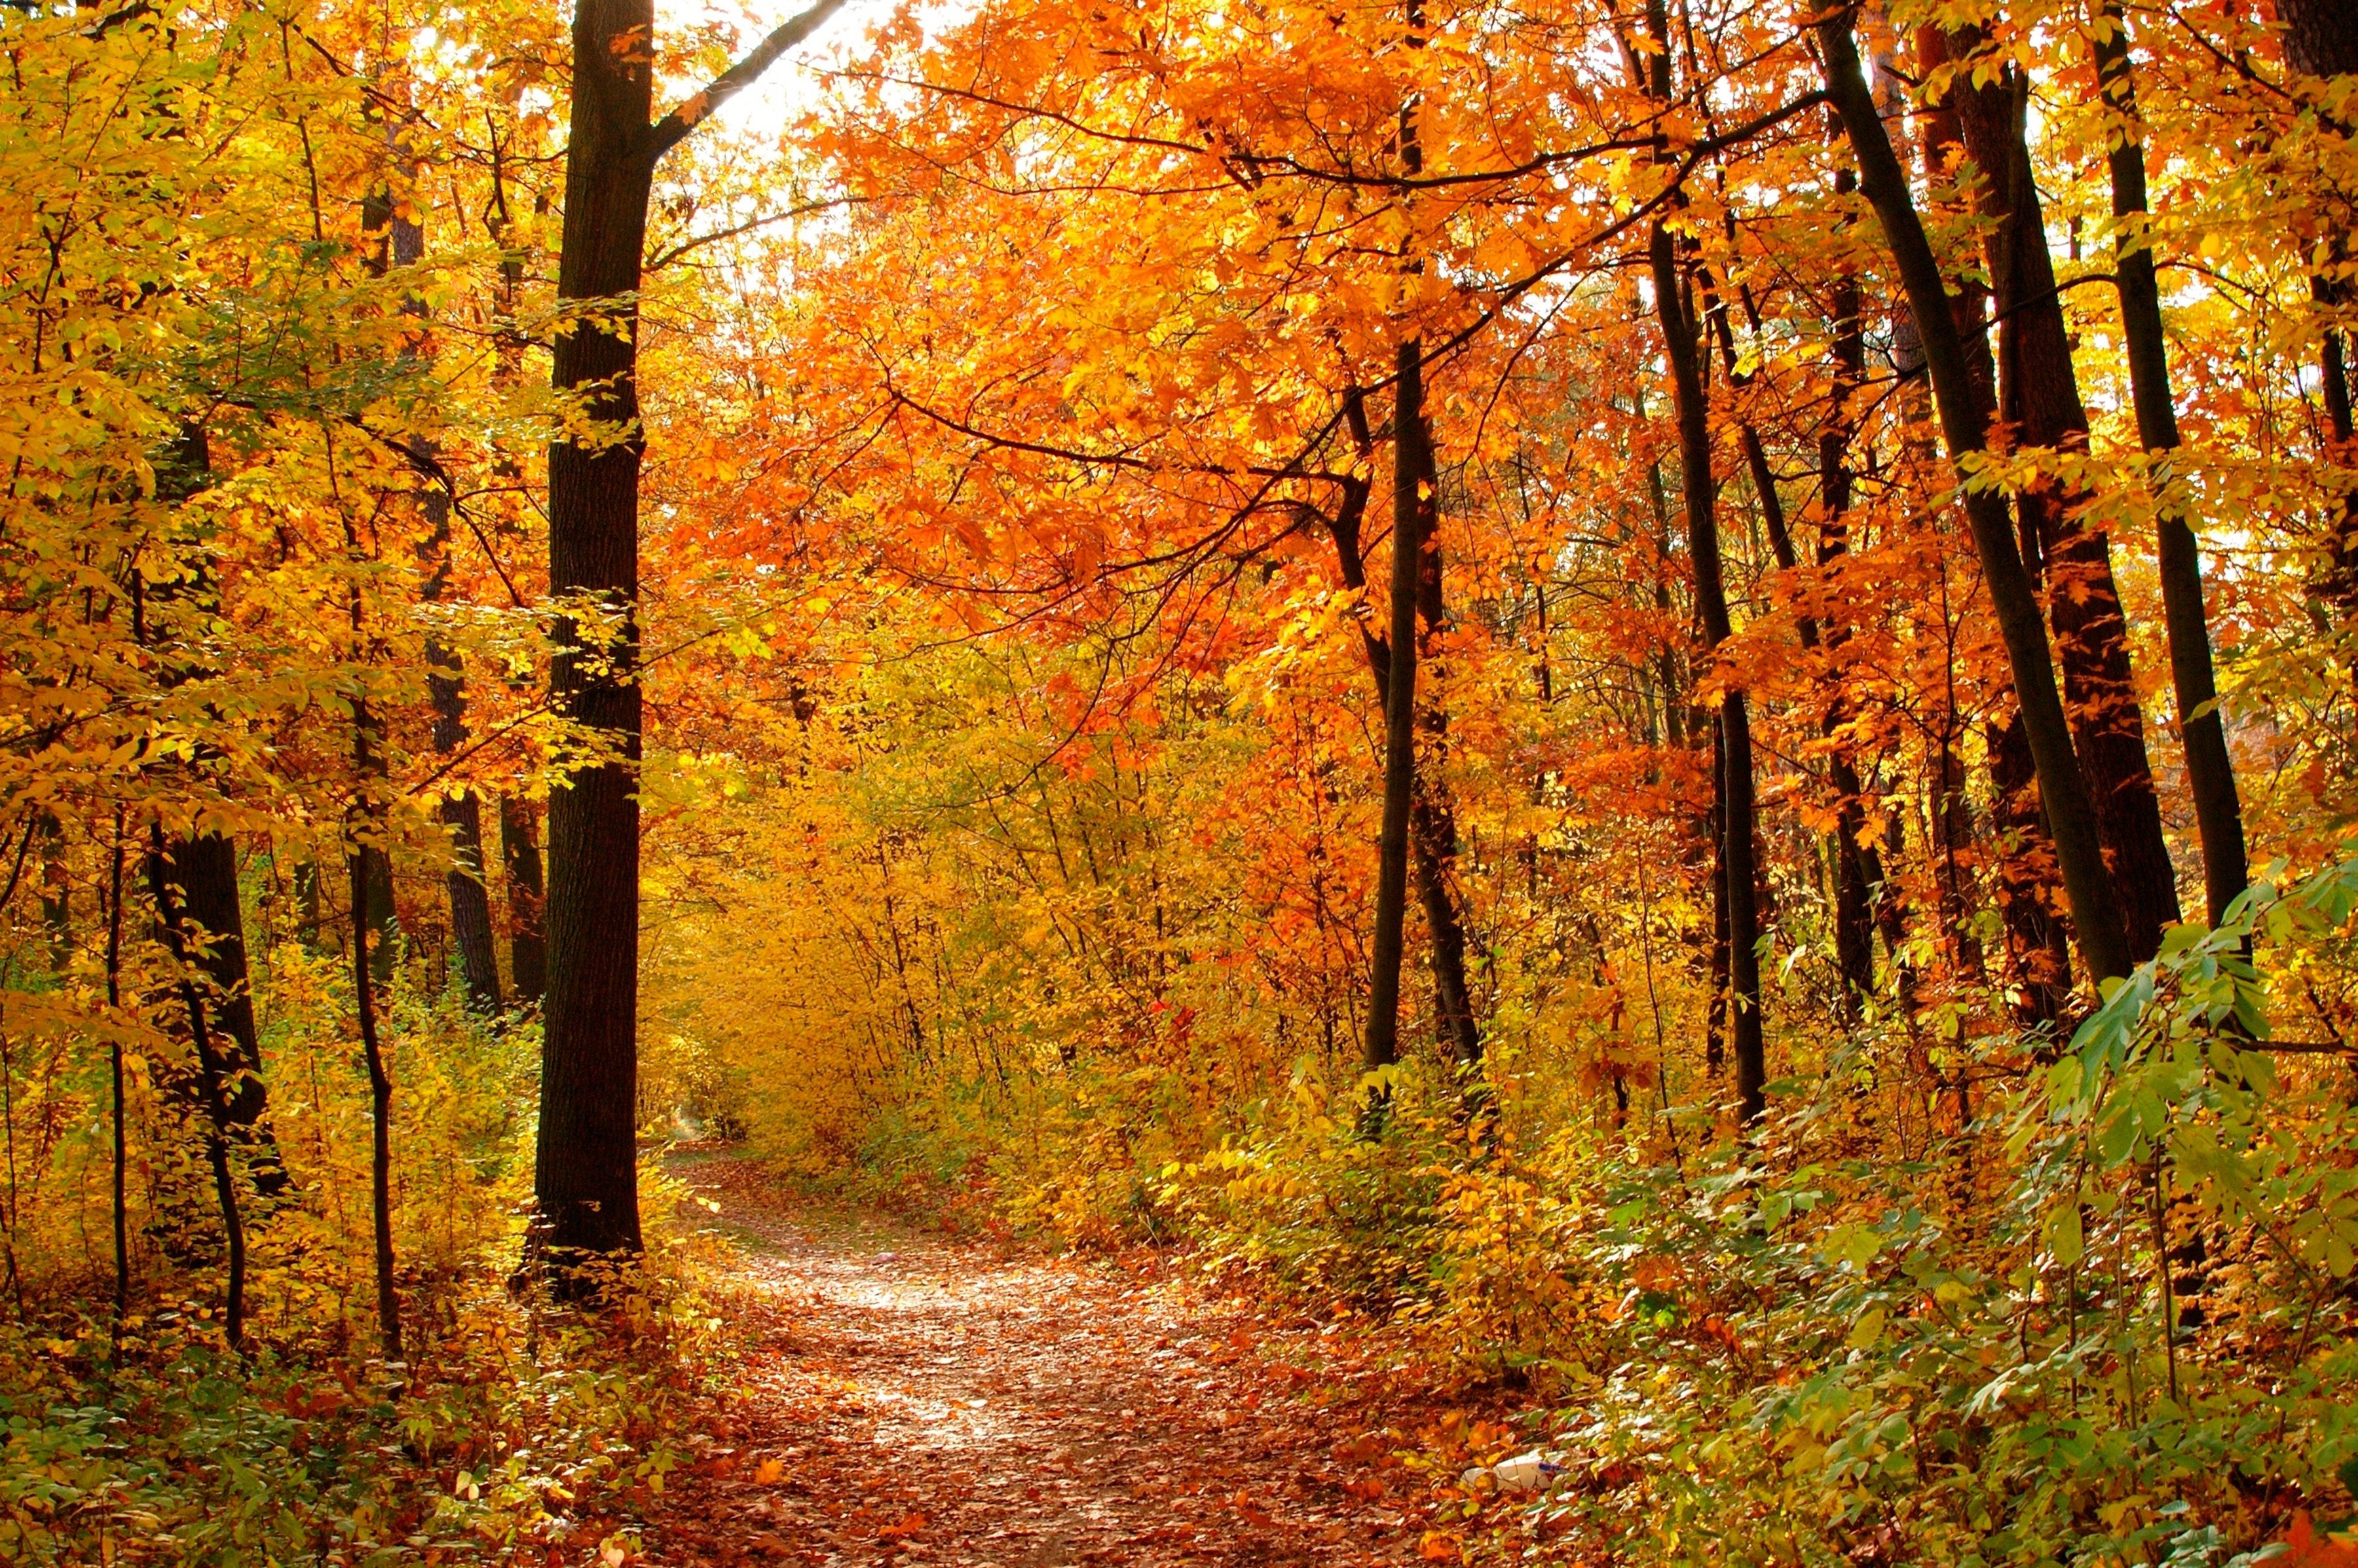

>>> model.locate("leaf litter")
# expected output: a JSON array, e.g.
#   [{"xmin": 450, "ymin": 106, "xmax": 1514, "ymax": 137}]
[{"xmin": 635, "ymin": 1155, "xmax": 1476, "ymax": 1567}]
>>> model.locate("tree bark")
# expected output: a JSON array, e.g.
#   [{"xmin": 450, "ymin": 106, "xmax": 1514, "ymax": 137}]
[
  {"xmin": 1322, "ymin": 413, "xmax": 1485, "ymax": 1075},
  {"xmin": 502, "ymin": 795, "xmax": 548, "ymax": 1005},
  {"xmin": 1947, "ymin": 29, "xmax": 2181, "ymax": 960},
  {"xmin": 388, "ymin": 186, "xmax": 505, "ymax": 1011},
  {"xmin": 1410, "ymin": 413, "xmax": 1482, "ymax": 1068},
  {"xmin": 539, "ymin": 0, "xmax": 659, "ymax": 1269},
  {"xmin": 349, "ymin": 711, "xmax": 403, "ymax": 1359},
  {"xmin": 1649, "ymin": 215, "xmax": 1766, "ymax": 1125},
  {"xmin": 1818, "ymin": 10, "xmax": 2137, "ymax": 985},
  {"xmin": 146, "ymin": 426, "xmax": 290, "ymax": 1199},
  {"xmin": 2089, "ymin": 1, "xmax": 2249, "ymax": 929},
  {"xmin": 538, "ymin": 0, "xmax": 844, "ymax": 1270},
  {"xmin": 147, "ymin": 825, "xmax": 248, "ymax": 1352},
  {"xmin": 1362, "ymin": 338, "xmax": 1423, "ymax": 1076}
]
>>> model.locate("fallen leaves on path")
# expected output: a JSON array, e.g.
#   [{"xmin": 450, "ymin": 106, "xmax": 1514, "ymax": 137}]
[{"xmin": 635, "ymin": 1155, "xmax": 1480, "ymax": 1567}]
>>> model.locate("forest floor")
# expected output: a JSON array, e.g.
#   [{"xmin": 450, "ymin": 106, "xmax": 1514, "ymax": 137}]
[{"xmin": 635, "ymin": 1151, "xmax": 1490, "ymax": 1568}]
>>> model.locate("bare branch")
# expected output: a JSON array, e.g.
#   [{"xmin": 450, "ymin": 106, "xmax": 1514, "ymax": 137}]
[{"xmin": 648, "ymin": 0, "xmax": 851, "ymax": 162}]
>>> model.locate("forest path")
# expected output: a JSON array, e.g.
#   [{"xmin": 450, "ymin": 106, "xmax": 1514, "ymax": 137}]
[{"xmin": 639, "ymin": 1152, "xmax": 1448, "ymax": 1568}]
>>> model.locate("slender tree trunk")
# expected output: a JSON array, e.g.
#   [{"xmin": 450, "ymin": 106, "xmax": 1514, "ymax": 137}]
[
  {"xmin": 106, "ymin": 810, "xmax": 128, "ymax": 1330},
  {"xmin": 386, "ymin": 188, "xmax": 506, "ymax": 1011},
  {"xmin": 1364, "ymin": 338, "xmax": 1423, "ymax": 1075},
  {"xmin": 1722, "ymin": 321, "xmax": 1879, "ymax": 1017},
  {"xmin": 1948, "ymin": 31, "xmax": 2181, "ymax": 959},
  {"xmin": 348, "ymin": 732, "xmax": 403, "ymax": 1359},
  {"xmin": 38, "ymin": 814, "xmax": 68, "ymax": 973},
  {"xmin": 1651, "ymin": 217, "xmax": 1765, "ymax": 1123},
  {"xmin": 501, "ymin": 796, "xmax": 548, "ymax": 1005},
  {"xmin": 2090, "ymin": 4, "xmax": 2248, "ymax": 925},
  {"xmin": 1322, "ymin": 423, "xmax": 1484, "ymax": 1073},
  {"xmin": 1410, "ymin": 422, "xmax": 1482, "ymax": 1068},
  {"xmin": 1708, "ymin": 715, "xmax": 1731, "ymax": 1081},
  {"xmin": 1819, "ymin": 10, "xmax": 2137, "ymax": 984}
]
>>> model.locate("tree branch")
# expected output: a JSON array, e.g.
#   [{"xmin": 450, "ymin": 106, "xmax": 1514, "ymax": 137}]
[{"xmin": 647, "ymin": 0, "xmax": 850, "ymax": 162}]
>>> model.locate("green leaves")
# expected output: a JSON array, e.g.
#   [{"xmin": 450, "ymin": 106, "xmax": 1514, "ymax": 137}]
[{"xmin": 2045, "ymin": 1202, "xmax": 2085, "ymax": 1271}]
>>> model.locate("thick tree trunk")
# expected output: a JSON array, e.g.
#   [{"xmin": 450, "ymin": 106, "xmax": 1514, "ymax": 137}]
[
  {"xmin": 1948, "ymin": 35, "xmax": 2180, "ymax": 960},
  {"xmin": 146, "ymin": 826, "xmax": 248, "ymax": 1351},
  {"xmin": 2281, "ymin": 0, "xmax": 2358, "ymax": 82},
  {"xmin": 2090, "ymin": 2, "xmax": 2249, "ymax": 929},
  {"xmin": 148, "ymin": 424, "xmax": 289, "ymax": 1199},
  {"xmin": 538, "ymin": 0, "xmax": 661, "ymax": 1269},
  {"xmin": 536, "ymin": 0, "xmax": 840, "ymax": 1275},
  {"xmin": 1820, "ymin": 11, "xmax": 2137, "ymax": 984}
]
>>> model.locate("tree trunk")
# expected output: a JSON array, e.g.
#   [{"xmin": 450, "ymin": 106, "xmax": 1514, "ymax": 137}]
[
  {"xmin": 1362, "ymin": 337, "xmax": 1423, "ymax": 1076},
  {"xmin": 539, "ymin": 0, "xmax": 656, "ymax": 1268},
  {"xmin": 105, "ymin": 811, "xmax": 129, "ymax": 1327},
  {"xmin": 1989, "ymin": 711, "xmax": 2074, "ymax": 1024},
  {"xmin": 538, "ymin": 0, "xmax": 845, "ymax": 1269},
  {"xmin": 1650, "ymin": 218, "xmax": 1765, "ymax": 1125},
  {"xmin": 2281, "ymin": 0, "xmax": 2358, "ymax": 83},
  {"xmin": 349, "ymin": 710, "xmax": 403, "ymax": 1359},
  {"xmin": 2089, "ymin": 0, "xmax": 2249, "ymax": 929},
  {"xmin": 1322, "ymin": 414, "xmax": 1484, "ymax": 1075},
  {"xmin": 1410, "ymin": 415, "xmax": 1482, "ymax": 1068},
  {"xmin": 1818, "ymin": 10, "xmax": 2137, "ymax": 985},
  {"xmin": 1947, "ymin": 31, "xmax": 2181, "ymax": 960},
  {"xmin": 389, "ymin": 188, "xmax": 506, "ymax": 1013},
  {"xmin": 146, "ymin": 825, "xmax": 248, "ymax": 1352},
  {"xmin": 502, "ymin": 795, "xmax": 548, "ymax": 1005},
  {"xmin": 1720, "ymin": 294, "xmax": 1877, "ymax": 1015}
]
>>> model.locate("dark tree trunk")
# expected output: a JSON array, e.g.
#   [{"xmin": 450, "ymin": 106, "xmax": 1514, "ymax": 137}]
[
  {"xmin": 1916, "ymin": 22, "xmax": 2061, "ymax": 1001},
  {"xmin": 2090, "ymin": 1, "xmax": 2249, "ymax": 929},
  {"xmin": 1948, "ymin": 32, "xmax": 2181, "ymax": 960},
  {"xmin": 539, "ymin": 0, "xmax": 659, "ymax": 1269},
  {"xmin": 538, "ymin": 0, "xmax": 844, "ymax": 1270},
  {"xmin": 146, "ymin": 826, "xmax": 248, "ymax": 1351},
  {"xmin": 145, "ymin": 426, "xmax": 290, "ymax": 1199},
  {"xmin": 1989, "ymin": 712, "xmax": 2074, "ymax": 1025},
  {"xmin": 1638, "ymin": 0, "xmax": 1762, "ymax": 1122},
  {"xmin": 501, "ymin": 796, "xmax": 548, "ymax": 1006},
  {"xmin": 39, "ymin": 813, "xmax": 69, "ymax": 972},
  {"xmin": 390, "ymin": 193, "xmax": 506, "ymax": 1013},
  {"xmin": 1322, "ymin": 411, "xmax": 1485, "ymax": 1076},
  {"xmin": 1362, "ymin": 338, "xmax": 1423, "ymax": 1075},
  {"xmin": 1723, "ymin": 304, "xmax": 1877, "ymax": 1015},
  {"xmin": 1650, "ymin": 220, "xmax": 1765, "ymax": 1125},
  {"xmin": 106, "ymin": 812, "xmax": 129, "ymax": 1326},
  {"xmin": 2281, "ymin": 0, "xmax": 2358, "ymax": 82},
  {"xmin": 1410, "ymin": 421, "xmax": 1482, "ymax": 1068},
  {"xmin": 349, "ymin": 711, "xmax": 403, "ymax": 1358},
  {"xmin": 1708, "ymin": 715, "xmax": 1730, "ymax": 1081},
  {"xmin": 1819, "ymin": 11, "xmax": 2137, "ymax": 984}
]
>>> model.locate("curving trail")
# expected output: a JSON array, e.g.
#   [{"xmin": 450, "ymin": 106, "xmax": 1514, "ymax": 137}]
[{"xmin": 641, "ymin": 1155, "xmax": 1446, "ymax": 1567}]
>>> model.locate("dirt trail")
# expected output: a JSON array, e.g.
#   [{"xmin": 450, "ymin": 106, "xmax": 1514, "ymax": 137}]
[{"xmin": 642, "ymin": 1155, "xmax": 1445, "ymax": 1567}]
